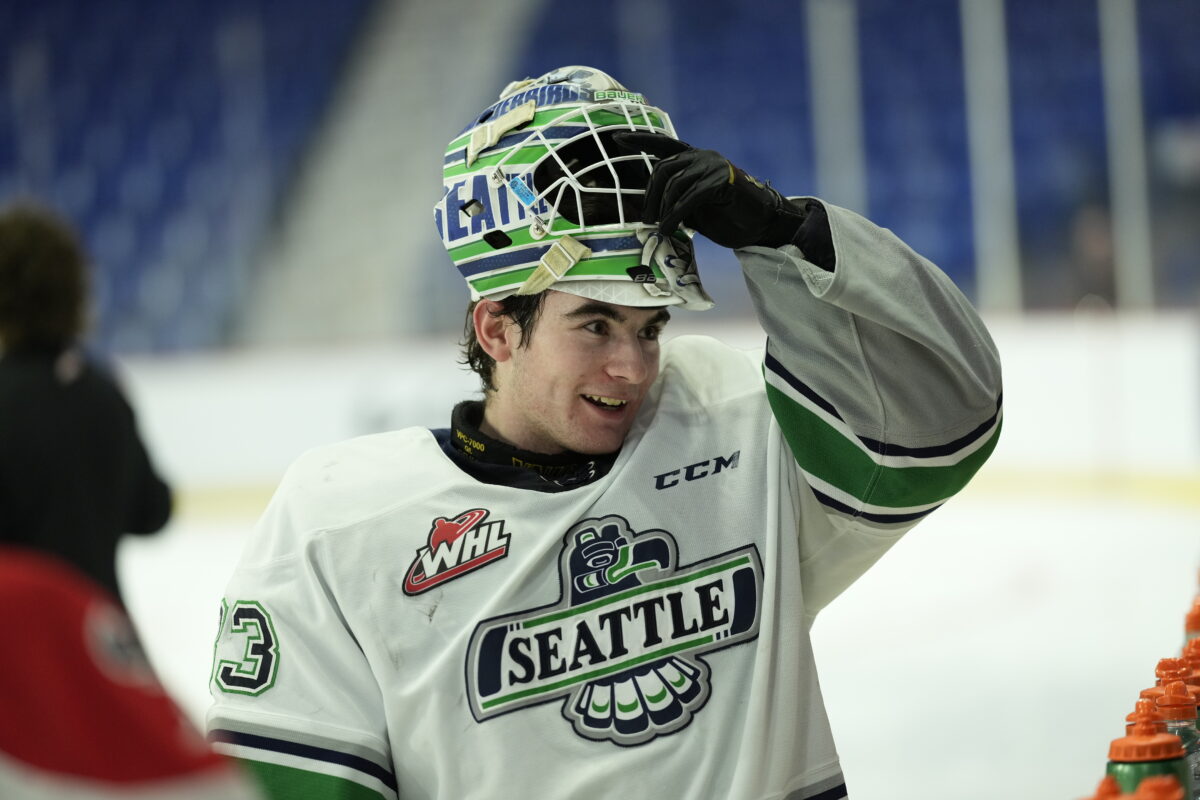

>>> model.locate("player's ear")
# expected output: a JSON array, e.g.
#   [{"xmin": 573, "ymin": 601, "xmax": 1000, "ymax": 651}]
[{"xmin": 473, "ymin": 300, "xmax": 516, "ymax": 363}]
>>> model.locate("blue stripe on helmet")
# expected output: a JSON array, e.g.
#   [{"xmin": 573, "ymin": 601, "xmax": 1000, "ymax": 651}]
[
  {"xmin": 458, "ymin": 83, "xmax": 592, "ymax": 135},
  {"xmin": 444, "ymin": 123, "xmax": 635, "ymax": 167},
  {"xmin": 456, "ymin": 234, "xmax": 643, "ymax": 278}
]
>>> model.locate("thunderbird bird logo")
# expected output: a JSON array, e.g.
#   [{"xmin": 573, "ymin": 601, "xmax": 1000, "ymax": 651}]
[{"xmin": 465, "ymin": 514, "xmax": 762, "ymax": 746}]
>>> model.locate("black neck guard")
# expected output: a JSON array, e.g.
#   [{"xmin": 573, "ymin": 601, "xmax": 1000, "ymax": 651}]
[{"xmin": 445, "ymin": 400, "xmax": 617, "ymax": 491}]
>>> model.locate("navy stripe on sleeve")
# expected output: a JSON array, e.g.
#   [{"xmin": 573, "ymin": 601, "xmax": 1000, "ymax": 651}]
[
  {"xmin": 810, "ymin": 488, "xmax": 941, "ymax": 524},
  {"xmin": 764, "ymin": 351, "xmax": 844, "ymax": 421},
  {"xmin": 209, "ymin": 729, "xmax": 398, "ymax": 792}
]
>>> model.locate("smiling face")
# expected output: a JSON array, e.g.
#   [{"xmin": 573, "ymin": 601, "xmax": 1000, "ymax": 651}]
[{"xmin": 476, "ymin": 291, "xmax": 669, "ymax": 455}]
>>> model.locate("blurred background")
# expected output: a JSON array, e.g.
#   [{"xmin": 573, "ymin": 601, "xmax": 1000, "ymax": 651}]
[{"xmin": 2, "ymin": 0, "xmax": 1198, "ymax": 797}]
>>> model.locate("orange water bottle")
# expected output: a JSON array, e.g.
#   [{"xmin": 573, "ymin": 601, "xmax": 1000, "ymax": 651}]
[
  {"xmin": 1159, "ymin": 660, "xmax": 1196, "ymax": 688},
  {"xmin": 1144, "ymin": 660, "xmax": 1200, "ymax": 709},
  {"xmin": 1187, "ymin": 598, "xmax": 1200, "ymax": 647},
  {"xmin": 1129, "ymin": 697, "xmax": 1170, "ymax": 735},
  {"xmin": 1185, "ymin": 638, "xmax": 1200, "ymax": 687},
  {"xmin": 1107, "ymin": 711, "xmax": 1193, "ymax": 794},
  {"xmin": 1156, "ymin": 682, "xmax": 1200, "ymax": 799}
]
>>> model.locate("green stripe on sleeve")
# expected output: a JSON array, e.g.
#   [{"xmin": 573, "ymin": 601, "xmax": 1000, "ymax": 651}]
[
  {"xmin": 236, "ymin": 759, "xmax": 388, "ymax": 800},
  {"xmin": 765, "ymin": 383, "xmax": 1001, "ymax": 509}
]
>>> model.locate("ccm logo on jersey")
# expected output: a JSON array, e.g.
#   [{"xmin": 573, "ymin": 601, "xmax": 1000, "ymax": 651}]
[
  {"xmin": 403, "ymin": 508, "xmax": 511, "ymax": 595},
  {"xmin": 654, "ymin": 450, "xmax": 739, "ymax": 490}
]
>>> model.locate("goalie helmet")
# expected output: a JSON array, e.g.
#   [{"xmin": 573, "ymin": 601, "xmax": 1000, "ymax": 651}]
[{"xmin": 433, "ymin": 65, "xmax": 713, "ymax": 310}]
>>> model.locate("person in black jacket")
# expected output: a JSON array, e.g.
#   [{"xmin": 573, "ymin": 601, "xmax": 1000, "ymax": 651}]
[{"xmin": 0, "ymin": 202, "xmax": 172, "ymax": 608}]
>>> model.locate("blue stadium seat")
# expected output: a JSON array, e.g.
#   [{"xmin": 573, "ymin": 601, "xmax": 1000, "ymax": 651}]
[{"xmin": 0, "ymin": 0, "xmax": 373, "ymax": 352}]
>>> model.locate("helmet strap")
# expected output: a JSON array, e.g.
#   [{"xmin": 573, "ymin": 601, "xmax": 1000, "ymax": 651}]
[
  {"xmin": 516, "ymin": 235, "xmax": 593, "ymax": 295},
  {"xmin": 467, "ymin": 101, "xmax": 537, "ymax": 166}
]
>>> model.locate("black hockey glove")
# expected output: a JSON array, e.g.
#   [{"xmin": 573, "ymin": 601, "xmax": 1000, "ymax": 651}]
[{"xmin": 612, "ymin": 131, "xmax": 807, "ymax": 250}]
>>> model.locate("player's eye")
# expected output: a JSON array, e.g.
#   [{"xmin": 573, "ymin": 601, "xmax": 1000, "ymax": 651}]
[{"xmin": 583, "ymin": 320, "xmax": 609, "ymax": 336}]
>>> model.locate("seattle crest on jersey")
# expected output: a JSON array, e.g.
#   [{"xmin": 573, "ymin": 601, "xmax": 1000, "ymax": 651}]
[{"xmin": 465, "ymin": 514, "xmax": 763, "ymax": 746}]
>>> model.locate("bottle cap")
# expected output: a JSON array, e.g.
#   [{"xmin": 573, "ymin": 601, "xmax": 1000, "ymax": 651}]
[
  {"xmin": 1109, "ymin": 713, "xmax": 1186, "ymax": 762},
  {"xmin": 1187, "ymin": 598, "xmax": 1200, "ymax": 636},
  {"xmin": 1141, "ymin": 685, "xmax": 1166, "ymax": 703},
  {"xmin": 1156, "ymin": 681, "xmax": 1196, "ymax": 720},
  {"xmin": 1155, "ymin": 657, "xmax": 1189, "ymax": 686},
  {"xmin": 1132, "ymin": 774, "xmax": 1184, "ymax": 800},
  {"xmin": 1127, "ymin": 697, "xmax": 1167, "ymax": 734},
  {"xmin": 1183, "ymin": 638, "xmax": 1200, "ymax": 686},
  {"xmin": 1183, "ymin": 637, "xmax": 1200, "ymax": 665}
]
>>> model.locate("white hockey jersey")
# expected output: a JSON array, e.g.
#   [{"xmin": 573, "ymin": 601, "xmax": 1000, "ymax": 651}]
[{"xmin": 207, "ymin": 202, "xmax": 1002, "ymax": 800}]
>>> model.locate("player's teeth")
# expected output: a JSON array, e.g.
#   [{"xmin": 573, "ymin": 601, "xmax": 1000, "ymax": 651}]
[{"xmin": 585, "ymin": 394, "xmax": 626, "ymax": 407}]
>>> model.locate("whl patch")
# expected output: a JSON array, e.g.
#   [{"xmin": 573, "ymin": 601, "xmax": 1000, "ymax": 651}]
[
  {"xmin": 404, "ymin": 508, "xmax": 511, "ymax": 595},
  {"xmin": 465, "ymin": 514, "xmax": 762, "ymax": 746}
]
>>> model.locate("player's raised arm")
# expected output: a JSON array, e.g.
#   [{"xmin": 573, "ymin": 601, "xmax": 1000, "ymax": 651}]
[
  {"xmin": 747, "ymin": 200, "xmax": 1001, "ymax": 518},
  {"xmin": 617, "ymin": 132, "xmax": 1003, "ymax": 614}
]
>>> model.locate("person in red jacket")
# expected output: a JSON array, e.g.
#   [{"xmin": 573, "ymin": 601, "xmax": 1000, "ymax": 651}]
[{"xmin": 0, "ymin": 545, "xmax": 262, "ymax": 799}]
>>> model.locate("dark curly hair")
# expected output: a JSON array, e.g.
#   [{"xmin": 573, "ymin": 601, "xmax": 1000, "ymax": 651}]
[
  {"xmin": 0, "ymin": 203, "xmax": 89, "ymax": 351},
  {"xmin": 459, "ymin": 292, "xmax": 549, "ymax": 393}
]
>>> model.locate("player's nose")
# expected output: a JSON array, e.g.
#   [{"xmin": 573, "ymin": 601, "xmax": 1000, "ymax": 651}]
[{"xmin": 604, "ymin": 334, "xmax": 653, "ymax": 384}]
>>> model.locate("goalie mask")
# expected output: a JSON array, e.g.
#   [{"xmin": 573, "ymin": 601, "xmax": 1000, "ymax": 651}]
[{"xmin": 433, "ymin": 66, "xmax": 713, "ymax": 310}]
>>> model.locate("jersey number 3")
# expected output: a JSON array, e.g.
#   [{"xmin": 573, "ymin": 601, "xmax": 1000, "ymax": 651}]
[{"xmin": 213, "ymin": 600, "xmax": 280, "ymax": 695}]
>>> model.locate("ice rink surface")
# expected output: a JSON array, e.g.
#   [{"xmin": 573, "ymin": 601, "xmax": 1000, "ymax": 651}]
[{"xmin": 119, "ymin": 475, "xmax": 1200, "ymax": 800}]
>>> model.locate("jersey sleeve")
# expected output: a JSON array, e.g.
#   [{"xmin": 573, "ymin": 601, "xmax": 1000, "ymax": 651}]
[
  {"xmin": 737, "ymin": 199, "xmax": 1003, "ymax": 615},
  {"xmin": 206, "ymin": 468, "xmax": 398, "ymax": 800}
]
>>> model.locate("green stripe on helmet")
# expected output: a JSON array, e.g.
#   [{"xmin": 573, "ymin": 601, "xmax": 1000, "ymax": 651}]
[
  {"xmin": 449, "ymin": 228, "xmax": 679, "ymax": 266},
  {"xmin": 559, "ymin": 109, "xmax": 667, "ymax": 129},
  {"xmin": 469, "ymin": 254, "xmax": 656, "ymax": 294},
  {"xmin": 443, "ymin": 144, "xmax": 550, "ymax": 179},
  {"xmin": 448, "ymin": 214, "xmax": 651, "ymax": 261},
  {"xmin": 443, "ymin": 105, "xmax": 665, "ymax": 155},
  {"xmin": 450, "ymin": 225, "xmax": 614, "ymax": 262},
  {"xmin": 444, "ymin": 107, "xmax": 586, "ymax": 153}
]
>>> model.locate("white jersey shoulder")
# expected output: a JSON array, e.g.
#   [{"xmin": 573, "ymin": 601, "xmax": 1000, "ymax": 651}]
[
  {"xmin": 657, "ymin": 334, "xmax": 763, "ymax": 410},
  {"xmin": 238, "ymin": 428, "xmax": 457, "ymax": 564}
]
